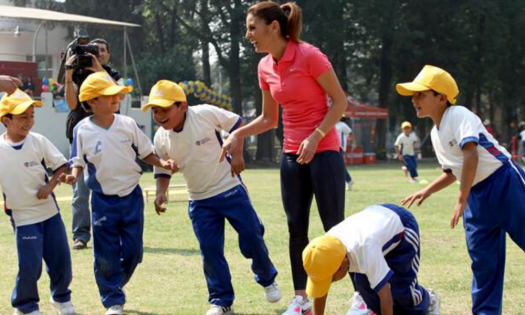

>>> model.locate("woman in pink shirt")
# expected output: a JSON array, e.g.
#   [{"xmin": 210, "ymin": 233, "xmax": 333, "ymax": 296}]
[{"xmin": 220, "ymin": 2, "xmax": 348, "ymax": 315}]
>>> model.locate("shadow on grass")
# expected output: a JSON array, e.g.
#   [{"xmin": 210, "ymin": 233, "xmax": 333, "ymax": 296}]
[{"xmin": 143, "ymin": 246, "xmax": 200, "ymax": 256}]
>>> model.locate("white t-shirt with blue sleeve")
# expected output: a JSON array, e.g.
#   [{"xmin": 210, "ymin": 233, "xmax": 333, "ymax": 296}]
[
  {"xmin": 0, "ymin": 132, "xmax": 67, "ymax": 227},
  {"xmin": 70, "ymin": 114, "xmax": 154, "ymax": 197},
  {"xmin": 327, "ymin": 205, "xmax": 405, "ymax": 292},
  {"xmin": 430, "ymin": 106, "xmax": 510, "ymax": 185},
  {"xmin": 153, "ymin": 104, "xmax": 243, "ymax": 200}
]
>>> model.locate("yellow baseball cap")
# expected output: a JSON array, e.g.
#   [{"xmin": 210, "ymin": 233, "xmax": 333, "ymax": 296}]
[
  {"xmin": 79, "ymin": 71, "xmax": 132, "ymax": 102},
  {"xmin": 396, "ymin": 65, "xmax": 459, "ymax": 104},
  {"xmin": 401, "ymin": 121, "xmax": 412, "ymax": 129},
  {"xmin": 142, "ymin": 80, "xmax": 187, "ymax": 111},
  {"xmin": 0, "ymin": 89, "xmax": 42, "ymax": 119},
  {"xmin": 303, "ymin": 235, "xmax": 346, "ymax": 298}
]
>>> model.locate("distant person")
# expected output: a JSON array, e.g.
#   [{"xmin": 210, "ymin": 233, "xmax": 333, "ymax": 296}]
[
  {"xmin": 64, "ymin": 37, "xmax": 123, "ymax": 250},
  {"xmin": 303, "ymin": 204, "xmax": 440, "ymax": 315},
  {"xmin": 0, "ymin": 90, "xmax": 76, "ymax": 315},
  {"xmin": 398, "ymin": 65, "xmax": 525, "ymax": 314},
  {"xmin": 221, "ymin": 3, "xmax": 348, "ymax": 313},
  {"xmin": 143, "ymin": 80, "xmax": 281, "ymax": 315},
  {"xmin": 519, "ymin": 121, "xmax": 525, "ymax": 164},
  {"xmin": 335, "ymin": 118, "xmax": 354, "ymax": 190},
  {"xmin": 21, "ymin": 76, "xmax": 35, "ymax": 97},
  {"xmin": 0, "ymin": 75, "xmax": 22, "ymax": 94},
  {"xmin": 61, "ymin": 72, "xmax": 176, "ymax": 315},
  {"xmin": 395, "ymin": 121, "xmax": 420, "ymax": 183}
]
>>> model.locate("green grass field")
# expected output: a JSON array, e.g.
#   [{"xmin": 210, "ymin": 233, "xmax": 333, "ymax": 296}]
[{"xmin": 1, "ymin": 162, "xmax": 524, "ymax": 314}]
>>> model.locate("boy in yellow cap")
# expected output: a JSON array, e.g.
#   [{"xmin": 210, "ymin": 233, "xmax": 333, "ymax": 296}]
[
  {"xmin": 394, "ymin": 121, "xmax": 420, "ymax": 183},
  {"xmin": 397, "ymin": 65, "xmax": 525, "ymax": 314},
  {"xmin": 303, "ymin": 204, "xmax": 440, "ymax": 315},
  {"xmin": 142, "ymin": 80, "xmax": 281, "ymax": 315},
  {"xmin": 0, "ymin": 90, "xmax": 76, "ymax": 315},
  {"xmin": 60, "ymin": 72, "xmax": 176, "ymax": 315}
]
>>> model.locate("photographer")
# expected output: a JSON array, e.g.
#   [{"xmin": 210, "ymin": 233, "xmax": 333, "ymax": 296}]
[{"xmin": 64, "ymin": 38, "xmax": 123, "ymax": 251}]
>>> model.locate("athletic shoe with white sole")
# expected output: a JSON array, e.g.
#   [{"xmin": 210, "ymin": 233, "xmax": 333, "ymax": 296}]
[
  {"xmin": 346, "ymin": 292, "xmax": 374, "ymax": 315},
  {"xmin": 282, "ymin": 295, "xmax": 312, "ymax": 315},
  {"xmin": 105, "ymin": 305, "xmax": 123, "ymax": 315},
  {"xmin": 50, "ymin": 298, "xmax": 77, "ymax": 315},
  {"xmin": 426, "ymin": 289, "xmax": 441, "ymax": 315},
  {"xmin": 206, "ymin": 304, "xmax": 234, "ymax": 315},
  {"xmin": 264, "ymin": 282, "xmax": 282, "ymax": 303}
]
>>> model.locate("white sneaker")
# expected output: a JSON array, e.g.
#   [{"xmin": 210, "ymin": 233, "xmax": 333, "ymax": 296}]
[
  {"xmin": 409, "ymin": 178, "xmax": 419, "ymax": 184},
  {"xmin": 346, "ymin": 180, "xmax": 354, "ymax": 191},
  {"xmin": 105, "ymin": 305, "xmax": 123, "ymax": 315},
  {"xmin": 264, "ymin": 282, "xmax": 282, "ymax": 303},
  {"xmin": 13, "ymin": 310, "xmax": 42, "ymax": 315},
  {"xmin": 282, "ymin": 296, "xmax": 312, "ymax": 315},
  {"xmin": 206, "ymin": 304, "xmax": 234, "ymax": 315},
  {"xmin": 346, "ymin": 292, "xmax": 372, "ymax": 315},
  {"xmin": 426, "ymin": 289, "xmax": 441, "ymax": 315},
  {"xmin": 50, "ymin": 298, "xmax": 77, "ymax": 315}
]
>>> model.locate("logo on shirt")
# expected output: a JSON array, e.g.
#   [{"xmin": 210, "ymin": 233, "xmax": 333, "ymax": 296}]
[
  {"xmin": 94, "ymin": 141, "xmax": 102, "ymax": 155},
  {"xmin": 448, "ymin": 139, "xmax": 458, "ymax": 147},
  {"xmin": 22, "ymin": 236, "xmax": 37, "ymax": 240},
  {"xmin": 196, "ymin": 137, "xmax": 210, "ymax": 146},
  {"xmin": 93, "ymin": 216, "xmax": 107, "ymax": 226},
  {"xmin": 24, "ymin": 161, "xmax": 39, "ymax": 168}
]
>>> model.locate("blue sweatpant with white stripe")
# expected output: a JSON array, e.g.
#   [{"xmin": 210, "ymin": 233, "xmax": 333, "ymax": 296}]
[
  {"xmin": 11, "ymin": 213, "xmax": 72, "ymax": 313},
  {"xmin": 403, "ymin": 155, "xmax": 418, "ymax": 178},
  {"xmin": 464, "ymin": 161, "xmax": 525, "ymax": 315},
  {"xmin": 91, "ymin": 185, "xmax": 144, "ymax": 308},
  {"xmin": 189, "ymin": 185, "xmax": 278, "ymax": 307},
  {"xmin": 351, "ymin": 204, "xmax": 429, "ymax": 315}
]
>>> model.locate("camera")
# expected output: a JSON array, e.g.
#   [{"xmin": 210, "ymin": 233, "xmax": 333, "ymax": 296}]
[{"xmin": 71, "ymin": 44, "xmax": 99, "ymax": 69}]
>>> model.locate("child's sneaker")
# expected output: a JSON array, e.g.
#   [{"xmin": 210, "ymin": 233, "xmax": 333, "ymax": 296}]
[
  {"xmin": 50, "ymin": 298, "xmax": 77, "ymax": 315},
  {"xmin": 105, "ymin": 305, "xmax": 123, "ymax": 315},
  {"xmin": 282, "ymin": 295, "xmax": 312, "ymax": 315},
  {"xmin": 13, "ymin": 310, "xmax": 42, "ymax": 315},
  {"xmin": 402, "ymin": 166, "xmax": 408, "ymax": 177},
  {"xmin": 264, "ymin": 282, "xmax": 282, "ymax": 303},
  {"xmin": 206, "ymin": 304, "xmax": 234, "ymax": 315},
  {"xmin": 346, "ymin": 292, "xmax": 374, "ymax": 315},
  {"xmin": 409, "ymin": 177, "xmax": 419, "ymax": 184},
  {"xmin": 346, "ymin": 180, "xmax": 354, "ymax": 191},
  {"xmin": 426, "ymin": 289, "xmax": 441, "ymax": 315}
]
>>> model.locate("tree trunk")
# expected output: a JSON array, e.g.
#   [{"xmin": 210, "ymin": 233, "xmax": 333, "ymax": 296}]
[{"xmin": 200, "ymin": 0, "xmax": 211, "ymax": 86}]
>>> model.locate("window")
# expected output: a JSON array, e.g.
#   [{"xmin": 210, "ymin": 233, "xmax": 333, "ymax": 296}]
[{"xmin": 26, "ymin": 55, "xmax": 53, "ymax": 78}]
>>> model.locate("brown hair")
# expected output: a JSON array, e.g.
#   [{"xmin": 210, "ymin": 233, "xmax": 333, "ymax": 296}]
[{"xmin": 248, "ymin": 1, "xmax": 302, "ymax": 42}]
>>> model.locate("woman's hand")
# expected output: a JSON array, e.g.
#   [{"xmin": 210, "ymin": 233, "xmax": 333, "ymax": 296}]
[{"xmin": 296, "ymin": 132, "xmax": 322, "ymax": 164}]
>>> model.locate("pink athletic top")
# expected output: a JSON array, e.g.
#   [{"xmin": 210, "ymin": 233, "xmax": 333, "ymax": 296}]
[{"xmin": 258, "ymin": 41, "xmax": 340, "ymax": 153}]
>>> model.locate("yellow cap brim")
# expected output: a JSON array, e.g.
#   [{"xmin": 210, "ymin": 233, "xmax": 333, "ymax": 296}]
[
  {"xmin": 10, "ymin": 100, "xmax": 42, "ymax": 114},
  {"xmin": 79, "ymin": 85, "xmax": 133, "ymax": 102},
  {"xmin": 396, "ymin": 82, "xmax": 430, "ymax": 96},
  {"xmin": 306, "ymin": 276, "xmax": 332, "ymax": 298},
  {"xmin": 141, "ymin": 98, "xmax": 177, "ymax": 111}
]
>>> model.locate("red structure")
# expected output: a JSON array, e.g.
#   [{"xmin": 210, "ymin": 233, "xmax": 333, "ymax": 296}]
[{"xmin": 0, "ymin": 61, "xmax": 41, "ymax": 95}]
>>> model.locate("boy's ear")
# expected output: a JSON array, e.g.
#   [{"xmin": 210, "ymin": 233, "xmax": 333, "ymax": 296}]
[{"xmin": 1, "ymin": 116, "xmax": 10, "ymax": 126}]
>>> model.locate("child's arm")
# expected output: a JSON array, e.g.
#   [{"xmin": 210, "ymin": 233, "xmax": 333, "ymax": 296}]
[
  {"xmin": 401, "ymin": 172, "xmax": 457, "ymax": 208},
  {"xmin": 451, "ymin": 142, "xmax": 478, "ymax": 228},
  {"xmin": 154, "ymin": 176, "xmax": 171, "ymax": 215},
  {"xmin": 37, "ymin": 164, "xmax": 68, "ymax": 199},
  {"xmin": 142, "ymin": 153, "xmax": 179, "ymax": 173},
  {"xmin": 229, "ymin": 121, "xmax": 246, "ymax": 177},
  {"xmin": 378, "ymin": 285, "xmax": 394, "ymax": 315},
  {"xmin": 60, "ymin": 166, "xmax": 83, "ymax": 185},
  {"xmin": 312, "ymin": 295, "xmax": 328, "ymax": 315},
  {"xmin": 395, "ymin": 145, "xmax": 404, "ymax": 162}
]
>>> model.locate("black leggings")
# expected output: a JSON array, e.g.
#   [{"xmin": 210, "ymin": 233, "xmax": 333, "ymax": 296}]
[{"xmin": 280, "ymin": 150, "xmax": 346, "ymax": 290}]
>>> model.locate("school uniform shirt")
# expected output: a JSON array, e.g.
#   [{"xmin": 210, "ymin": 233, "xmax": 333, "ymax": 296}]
[
  {"xmin": 153, "ymin": 104, "xmax": 242, "ymax": 201},
  {"xmin": 70, "ymin": 114, "xmax": 154, "ymax": 197},
  {"xmin": 0, "ymin": 132, "xmax": 67, "ymax": 227},
  {"xmin": 395, "ymin": 132, "xmax": 418, "ymax": 156},
  {"xmin": 327, "ymin": 205, "xmax": 405, "ymax": 291},
  {"xmin": 520, "ymin": 130, "xmax": 525, "ymax": 142},
  {"xmin": 335, "ymin": 121, "xmax": 352, "ymax": 151},
  {"xmin": 431, "ymin": 106, "xmax": 511, "ymax": 186},
  {"xmin": 258, "ymin": 40, "xmax": 340, "ymax": 154}
]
